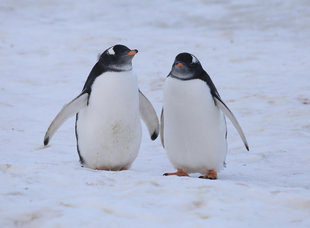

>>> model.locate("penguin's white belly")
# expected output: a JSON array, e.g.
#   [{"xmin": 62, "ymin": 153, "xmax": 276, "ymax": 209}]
[
  {"xmin": 76, "ymin": 71, "xmax": 141, "ymax": 170},
  {"xmin": 164, "ymin": 77, "xmax": 227, "ymax": 174}
]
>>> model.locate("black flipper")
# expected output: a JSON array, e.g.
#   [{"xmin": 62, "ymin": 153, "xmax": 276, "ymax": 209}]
[
  {"xmin": 139, "ymin": 90, "xmax": 159, "ymax": 140},
  {"xmin": 44, "ymin": 93, "xmax": 88, "ymax": 146}
]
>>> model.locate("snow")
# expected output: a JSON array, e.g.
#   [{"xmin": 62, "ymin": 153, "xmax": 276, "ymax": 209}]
[{"xmin": 1, "ymin": 0, "xmax": 310, "ymax": 227}]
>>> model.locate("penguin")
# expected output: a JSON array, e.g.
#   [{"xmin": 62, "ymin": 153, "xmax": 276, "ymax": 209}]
[
  {"xmin": 44, "ymin": 44, "xmax": 159, "ymax": 170},
  {"xmin": 160, "ymin": 53, "xmax": 249, "ymax": 179}
]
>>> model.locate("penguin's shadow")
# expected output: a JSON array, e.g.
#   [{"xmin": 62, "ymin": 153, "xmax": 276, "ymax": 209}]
[{"xmin": 35, "ymin": 145, "xmax": 51, "ymax": 150}]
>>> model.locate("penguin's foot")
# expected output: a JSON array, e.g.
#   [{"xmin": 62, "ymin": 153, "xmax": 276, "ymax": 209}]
[
  {"xmin": 199, "ymin": 170, "xmax": 218, "ymax": 180},
  {"xmin": 94, "ymin": 166, "xmax": 129, "ymax": 171},
  {"xmin": 163, "ymin": 169, "xmax": 189, "ymax": 177}
]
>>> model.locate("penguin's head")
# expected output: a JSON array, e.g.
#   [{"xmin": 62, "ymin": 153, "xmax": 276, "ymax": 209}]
[
  {"xmin": 99, "ymin": 44, "xmax": 138, "ymax": 71},
  {"xmin": 170, "ymin": 53, "xmax": 203, "ymax": 80}
]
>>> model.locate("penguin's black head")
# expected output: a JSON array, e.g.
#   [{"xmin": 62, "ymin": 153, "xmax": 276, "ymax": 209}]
[
  {"xmin": 99, "ymin": 44, "xmax": 138, "ymax": 71},
  {"xmin": 170, "ymin": 53, "xmax": 203, "ymax": 80}
]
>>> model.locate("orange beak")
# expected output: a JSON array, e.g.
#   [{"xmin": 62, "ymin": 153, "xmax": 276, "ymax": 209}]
[
  {"xmin": 176, "ymin": 63, "xmax": 183, "ymax": 67},
  {"xmin": 128, "ymin": 50, "xmax": 138, "ymax": 56}
]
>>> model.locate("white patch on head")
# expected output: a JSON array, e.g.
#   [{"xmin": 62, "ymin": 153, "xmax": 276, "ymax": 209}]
[
  {"xmin": 107, "ymin": 47, "xmax": 115, "ymax": 55},
  {"xmin": 191, "ymin": 55, "xmax": 198, "ymax": 64}
]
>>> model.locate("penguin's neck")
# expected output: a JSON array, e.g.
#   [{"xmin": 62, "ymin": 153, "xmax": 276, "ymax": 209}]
[{"xmin": 88, "ymin": 70, "xmax": 139, "ymax": 111}]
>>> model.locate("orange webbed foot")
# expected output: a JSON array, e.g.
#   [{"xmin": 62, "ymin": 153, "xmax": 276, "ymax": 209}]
[
  {"xmin": 163, "ymin": 169, "xmax": 189, "ymax": 177},
  {"xmin": 199, "ymin": 170, "xmax": 218, "ymax": 180}
]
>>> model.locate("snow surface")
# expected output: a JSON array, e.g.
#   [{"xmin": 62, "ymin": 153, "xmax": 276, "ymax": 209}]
[{"xmin": 1, "ymin": 0, "xmax": 310, "ymax": 227}]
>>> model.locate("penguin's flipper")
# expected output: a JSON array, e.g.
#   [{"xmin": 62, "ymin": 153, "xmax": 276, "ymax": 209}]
[
  {"xmin": 214, "ymin": 96, "xmax": 249, "ymax": 151},
  {"xmin": 160, "ymin": 108, "xmax": 165, "ymax": 148},
  {"xmin": 139, "ymin": 90, "xmax": 159, "ymax": 140},
  {"xmin": 44, "ymin": 93, "xmax": 89, "ymax": 146}
]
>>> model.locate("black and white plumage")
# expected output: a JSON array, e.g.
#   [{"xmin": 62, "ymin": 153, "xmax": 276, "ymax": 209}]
[
  {"xmin": 44, "ymin": 44, "xmax": 159, "ymax": 170},
  {"xmin": 161, "ymin": 53, "xmax": 249, "ymax": 179}
]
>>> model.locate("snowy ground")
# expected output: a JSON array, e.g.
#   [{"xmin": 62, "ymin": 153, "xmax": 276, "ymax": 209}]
[{"xmin": 1, "ymin": 0, "xmax": 310, "ymax": 227}]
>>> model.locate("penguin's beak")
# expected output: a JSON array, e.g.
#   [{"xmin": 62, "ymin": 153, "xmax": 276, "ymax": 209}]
[
  {"xmin": 127, "ymin": 49, "xmax": 138, "ymax": 56},
  {"xmin": 176, "ymin": 63, "xmax": 183, "ymax": 67}
]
